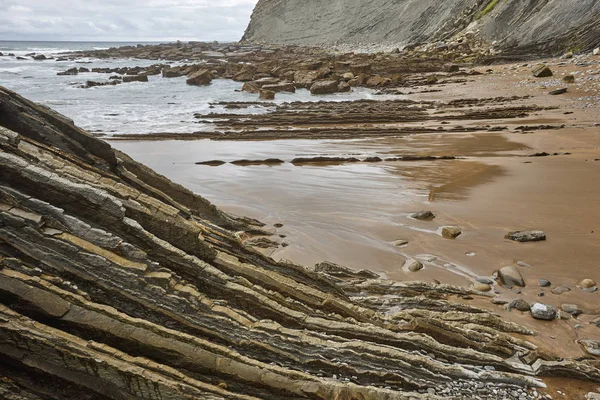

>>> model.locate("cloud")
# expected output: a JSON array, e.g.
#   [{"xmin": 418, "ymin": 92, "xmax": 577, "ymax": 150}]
[{"xmin": 0, "ymin": 0, "xmax": 259, "ymax": 41}]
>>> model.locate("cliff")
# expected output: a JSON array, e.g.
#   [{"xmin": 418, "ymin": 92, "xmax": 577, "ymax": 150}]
[{"xmin": 242, "ymin": 0, "xmax": 600, "ymax": 56}]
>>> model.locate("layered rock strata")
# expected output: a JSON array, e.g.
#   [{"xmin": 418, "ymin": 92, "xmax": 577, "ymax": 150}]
[{"xmin": 1, "ymin": 86, "xmax": 599, "ymax": 399}]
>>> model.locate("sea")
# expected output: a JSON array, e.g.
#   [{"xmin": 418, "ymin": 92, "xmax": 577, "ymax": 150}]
[{"xmin": 0, "ymin": 40, "xmax": 389, "ymax": 136}]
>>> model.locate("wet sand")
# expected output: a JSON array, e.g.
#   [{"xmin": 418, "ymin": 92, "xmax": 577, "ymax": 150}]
[{"xmin": 111, "ymin": 54, "xmax": 600, "ymax": 376}]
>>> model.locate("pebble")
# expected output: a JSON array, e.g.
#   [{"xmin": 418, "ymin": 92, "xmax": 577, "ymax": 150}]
[{"xmin": 539, "ymin": 279, "xmax": 551, "ymax": 287}]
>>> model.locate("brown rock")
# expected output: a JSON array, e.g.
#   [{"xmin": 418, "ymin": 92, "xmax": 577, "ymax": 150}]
[
  {"xmin": 186, "ymin": 69, "xmax": 212, "ymax": 86},
  {"xmin": 441, "ymin": 226, "xmax": 462, "ymax": 239},
  {"xmin": 310, "ymin": 80, "xmax": 339, "ymax": 95},
  {"xmin": 498, "ymin": 266, "xmax": 525, "ymax": 287},
  {"xmin": 532, "ymin": 64, "xmax": 553, "ymax": 78},
  {"xmin": 259, "ymin": 89, "xmax": 275, "ymax": 100}
]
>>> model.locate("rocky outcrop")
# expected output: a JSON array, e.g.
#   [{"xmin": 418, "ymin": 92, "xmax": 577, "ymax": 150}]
[
  {"xmin": 1, "ymin": 86, "xmax": 600, "ymax": 398},
  {"xmin": 243, "ymin": 0, "xmax": 600, "ymax": 56}
]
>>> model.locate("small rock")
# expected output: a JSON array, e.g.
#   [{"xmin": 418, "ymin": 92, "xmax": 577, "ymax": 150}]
[
  {"xmin": 578, "ymin": 278, "xmax": 597, "ymax": 289},
  {"xmin": 507, "ymin": 299, "xmax": 531, "ymax": 312},
  {"xmin": 539, "ymin": 279, "xmax": 551, "ymax": 287},
  {"xmin": 562, "ymin": 51, "xmax": 573, "ymax": 59},
  {"xmin": 562, "ymin": 75, "xmax": 575, "ymax": 83},
  {"xmin": 410, "ymin": 210, "xmax": 435, "ymax": 221},
  {"xmin": 530, "ymin": 303, "xmax": 557, "ymax": 320},
  {"xmin": 259, "ymin": 90, "xmax": 275, "ymax": 100},
  {"xmin": 549, "ymin": 88, "xmax": 568, "ymax": 95},
  {"xmin": 476, "ymin": 277, "xmax": 494, "ymax": 285},
  {"xmin": 498, "ymin": 265, "xmax": 526, "ymax": 287},
  {"xmin": 561, "ymin": 303, "xmax": 584, "ymax": 316},
  {"xmin": 532, "ymin": 64, "xmax": 553, "ymax": 78},
  {"xmin": 593, "ymin": 47, "xmax": 600, "ymax": 56},
  {"xmin": 551, "ymin": 286, "xmax": 571, "ymax": 295},
  {"xmin": 392, "ymin": 239, "xmax": 409, "ymax": 247},
  {"xmin": 403, "ymin": 259, "xmax": 424, "ymax": 272},
  {"xmin": 441, "ymin": 226, "xmax": 462, "ymax": 239},
  {"xmin": 472, "ymin": 283, "xmax": 491, "ymax": 292},
  {"xmin": 516, "ymin": 261, "xmax": 531, "ymax": 268},
  {"xmin": 505, "ymin": 230, "xmax": 546, "ymax": 242},
  {"xmin": 579, "ymin": 340, "xmax": 600, "ymax": 356}
]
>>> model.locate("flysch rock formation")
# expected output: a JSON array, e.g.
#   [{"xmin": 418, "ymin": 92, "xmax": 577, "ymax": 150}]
[
  {"xmin": 242, "ymin": 0, "xmax": 600, "ymax": 56},
  {"xmin": 1, "ymin": 85, "xmax": 599, "ymax": 399}
]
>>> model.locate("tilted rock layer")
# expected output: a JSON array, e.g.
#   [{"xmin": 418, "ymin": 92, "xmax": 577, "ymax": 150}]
[
  {"xmin": 243, "ymin": 0, "xmax": 600, "ymax": 55},
  {"xmin": 1, "ymin": 85, "xmax": 599, "ymax": 399}
]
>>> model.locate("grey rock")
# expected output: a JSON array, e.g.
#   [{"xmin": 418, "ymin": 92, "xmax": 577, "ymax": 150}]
[
  {"xmin": 530, "ymin": 303, "xmax": 557, "ymax": 320},
  {"xmin": 551, "ymin": 286, "xmax": 571, "ymax": 295},
  {"xmin": 579, "ymin": 340, "xmax": 600, "ymax": 356},
  {"xmin": 539, "ymin": 279, "xmax": 551, "ymax": 287},
  {"xmin": 505, "ymin": 230, "xmax": 546, "ymax": 242},
  {"xmin": 561, "ymin": 303, "xmax": 584, "ymax": 316},
  {"xmin": 549, "ymin": 87, "xmax": 567, "ymax": 95},
  {"xmin": 498, "ymin": 265, "xmax": 526, "ymax": 287},
  {"xmin": 410, "ymin": 210, "xmax": 435, "ymax": 221},
  {"xmin": 507, "ymin": 299, "xmax": 530, "ymax": 312},
  {"xmin": 403, "ymin": 258, "xmax": 424, "ymax": 272}
]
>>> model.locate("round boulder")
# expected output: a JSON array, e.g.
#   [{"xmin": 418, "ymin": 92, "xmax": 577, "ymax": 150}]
[{"xmin": 530, "ymin": 303, "xmax": 557, "ymax": 320}]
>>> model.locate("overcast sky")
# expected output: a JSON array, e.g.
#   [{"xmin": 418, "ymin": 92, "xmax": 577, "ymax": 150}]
[{"xmin": 0, "ymin": 0, "xmax": 259, "ymax": 42}]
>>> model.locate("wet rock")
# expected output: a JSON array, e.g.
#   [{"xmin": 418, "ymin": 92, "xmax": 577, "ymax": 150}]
[
  {"xmin": 441, "ymin": 226, "xmax": 462, "ymax": 239},
  {"xmin": 507, "ymin": 299, "xmax": 531, "ymax": 312},
  {"xmin": 551, "ymin": 286, "xmax": 571, "ymax": 295},
  {"xmin": 195, "ymin": 160, "xmax": 226, "ymax": 166},
  {"xmin": 392, "ymin": 239, "xmax": 409, "ymax": 247},
  {"xmin": 562, "ymin": 75, "xmax": 575, "ymax": 83},
  {"xmin": 242, "ymin": 81, "xmax": 261, "ymax": 93},
  {"xmin": 262, "ymin": 82, "xmax": 296, "ymax": 93},
  {"xmin": 186, "ymin": 69, "xmax": 212, "ymax": 86},
  {"xmin": 472, "ymin": 283, "xmax": 491, "ymax": 292},
  {"xmin": 498, "ymin": 266, "xmax": 525, "ymax": 287},
  {"xmin": 57, "ymin": 67, "xmax": 79, "ymax": 76},
  {"xmin": 123, "ymin": 75, "xmax": 148, "ymax": 83},
  {"xmin": 162, "ymin": 67, "xmax": 184, "ymax": 78},
  {"xmin": 561, "ymin": 303, "xmax": 584, "ymax": 316},
  {"xmin": 549, "ymin": 88, "xmax": 567, "ymax": 95},
  {"xmin": 315, "ymin": 261, "xmax": 379, "ymax": 279},
  {"xmin": 32, "ymin": 54, "xmax": 47, "ymax": 61},
  {"xmin": 532, "ymin": 64, "xmax": 553, "ymax": 77},
  {"xmin": 403, "ymin": 258, "xmax": 424, "ymax": 272},
  {"xmin": 530, "ymin": 303, "xmax": 557, "ymax": 320},
  {"xmin": 310, "ymin": 80, "xmax": 339, "ymax": 95},
  {"xmin": 259, "ymin": 89, "xmax": 275, "ymax": 100},
  {"xmin": 538, "ymin": 279, "xmax": 551, "ymax": 287},
  {"xmin": 579, "ymin": 340, "xmax": 600, "ymax": 356},
  {"xmin": 578, "ymin": 278, "xmax": 597, "ymax": 289},
  {"xmin": 505, "ymin": 230, "xmax": 546, "ymax": 242},
  {"xmin": 410, "ymin": 210, "xmax": 435, "ymax": 221}
]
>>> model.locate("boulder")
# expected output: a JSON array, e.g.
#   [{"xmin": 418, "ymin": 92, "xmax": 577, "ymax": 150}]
[
  {"xmin": 441, "ymin": 226, "xmax": 462, "ymax": 239},
  {"xmin": 294, "ymin": 70, "xmax": 319, "ymax": 88},
  {"xmin": 561, "ymin": 303, "xmax": 584, "ymax": 316},
  {"xmin": 350, "ymin": 63, "xmax": 372, "ymax": 75},
  {"xmin": 310, "ymin": 80, "xmax": 339, "ymax": 95},
  {"xmin": 233, "ymin": 67, "xmax": 256, "ymax": 82},
  {"xmin": 410, "ymin": 211, "xmax": 435, "ymax": 221},
  {"xmin": 530, "ymin": 303, "xmax": 557, "ymax": 320},
  {"xmin": 402, "ymin": 259, "xmax": 423, "ymax": 272},
  {"xmin": 498, "ymin": 266, "xmax": 525, "ymax": 287},
  {"xmin": 262, "ymin": 82, "xmax": 296, "ymax": 93},
  {"xmin": 186, "ymin": 69, "xmax": 212, "ymax": 86},
  {"xmin": 505, "ymin": 230, "xmax": 546, "ymax": 242},
  {"xmin": 366, "ymin": 75, "xmax": 391, "ymax": 88},
  {"xmin": 32, "ymin": 54, "xmax": 47, "ymax": 60},
  {"xmin": 57, "ymin": 68, "xmax": 79, "ymax": 76},
  {"xmin": 162, "ymin": 68, "xmax": 184, "ymax": 78},
  {"xmin": 259, "ymin": 89, "xmax": 275, "ymax": 100},
  {"xmin": 242, "ymin": 81, "xmax": 261, "ymax": 93},
  {"xmin": 337, "ymin": 82, "xmax": 351, "ymax": 92},
  {"xmin": 444, "ymin": 64, "xmax": 460, "ymax": 73},
  {"xmin": 532, "ymin": 64, "xmax": 553, "ymax": 78},
  {"xmin": 123, "ymin": 75, "xmax": 148, "ymax": 83}
]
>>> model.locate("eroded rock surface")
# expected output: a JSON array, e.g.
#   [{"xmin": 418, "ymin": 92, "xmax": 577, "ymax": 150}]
[{"xmin": 1, "ymin": 86, "xmax": 599, "ymax": 398}]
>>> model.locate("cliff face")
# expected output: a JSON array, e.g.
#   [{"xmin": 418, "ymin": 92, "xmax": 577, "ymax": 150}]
[{"xmin": 242, "ymin": 0, "xmax": 600, "ymax": 55}]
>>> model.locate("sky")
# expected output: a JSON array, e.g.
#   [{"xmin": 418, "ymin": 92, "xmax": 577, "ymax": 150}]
[{"xmin": 0, "ymin": 0, "xmax": 259, "ymax": 42}]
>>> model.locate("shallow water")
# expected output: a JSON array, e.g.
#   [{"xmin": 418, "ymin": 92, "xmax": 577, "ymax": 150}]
[{"xmin": 0, "ymin": 41, "xmax": 395, "ymax": 136}]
